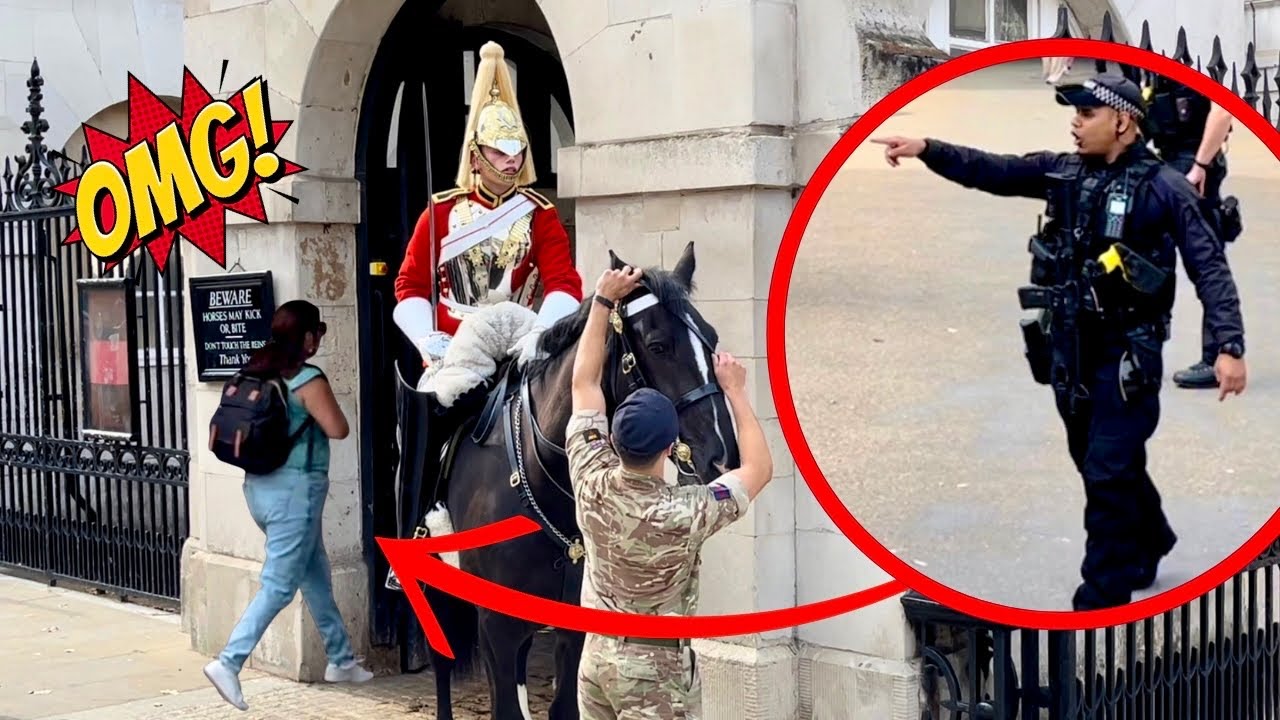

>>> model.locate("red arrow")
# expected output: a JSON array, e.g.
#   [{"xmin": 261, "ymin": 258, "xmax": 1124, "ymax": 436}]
[{"xmin": 376, "ymin": 516, "xmax": 909, "ymax": 659}]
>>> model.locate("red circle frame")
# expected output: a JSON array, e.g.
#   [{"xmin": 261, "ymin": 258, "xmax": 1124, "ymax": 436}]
[{"xmin": 767, "ymin": 37, "xmax": 1280, "ymax": 631}]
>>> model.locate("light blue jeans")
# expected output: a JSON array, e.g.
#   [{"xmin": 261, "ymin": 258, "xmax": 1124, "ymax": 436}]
[{"xmin": 218, "ymin": 469, "xmax": 356, "ymax": 673}]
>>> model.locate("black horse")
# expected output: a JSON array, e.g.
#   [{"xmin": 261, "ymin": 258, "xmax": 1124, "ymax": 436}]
[{"xmin": 405, "ymin": 241, "xmax": 741, "ymax": 720}]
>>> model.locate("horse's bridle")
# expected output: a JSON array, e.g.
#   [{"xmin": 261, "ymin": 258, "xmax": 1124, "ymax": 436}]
[
  {"xmin": 510, "ymin": 281, "xmax": 727, "ymax": 565},
  {"xmin": 602, "ymin": 282, "xmax": 724, "ymax": 479},
  {"xmin": 522, "ymin": 280, "xmax": 726, "ymax": 484}
]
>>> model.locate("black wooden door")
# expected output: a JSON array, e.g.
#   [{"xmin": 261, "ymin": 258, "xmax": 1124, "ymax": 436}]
[{"xmin": 354, "ymin": 2, "xmax": 574, "ymax": 671}]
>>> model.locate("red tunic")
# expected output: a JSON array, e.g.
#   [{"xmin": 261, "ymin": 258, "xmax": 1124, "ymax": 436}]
[{"xmin": 394, "ymin": 186, "xmax": 583, "ymax": 337}]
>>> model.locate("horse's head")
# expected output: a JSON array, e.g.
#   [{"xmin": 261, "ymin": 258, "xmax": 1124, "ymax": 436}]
[{"xmin": 603, "ymin": 242, "xmax": 740, "ymax": 485}]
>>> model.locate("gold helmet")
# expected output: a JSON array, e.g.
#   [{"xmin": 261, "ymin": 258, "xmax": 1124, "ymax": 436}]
[{"xmin": 456, "ymin": 41, "xmax": 537, "ymax": 191}]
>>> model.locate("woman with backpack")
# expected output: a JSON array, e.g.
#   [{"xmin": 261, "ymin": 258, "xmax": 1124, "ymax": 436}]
[{"xmin": 203, "ymin": 300, "xmax": 374, "ymax": 711}]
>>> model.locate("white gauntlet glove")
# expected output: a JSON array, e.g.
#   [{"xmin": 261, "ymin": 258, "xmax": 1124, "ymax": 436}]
[
  {"xmin": 509, "ymin": 329, "xmax": 546, "ymax": 368},
  {"xmin": 416, "ymin": 331, "xmax": 453, "ymax": 366},
  {"xmin": 507, "ymin": 291, "xmax": 580, "ymax": 368}
]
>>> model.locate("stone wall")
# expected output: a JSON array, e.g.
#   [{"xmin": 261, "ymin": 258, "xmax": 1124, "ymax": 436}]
[
  {"xmin": 0, "ymin": 0, "xmax": 182, "ymax": 160},
  {"xmin": 178, "ymin": 0, "xmax": 378, "ymax": 680},
  {"xmin": 553, "ymin": 1, "xmax": 943, "ymax": 718}
]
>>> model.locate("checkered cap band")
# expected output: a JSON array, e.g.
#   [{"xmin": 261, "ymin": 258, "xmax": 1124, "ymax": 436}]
[{"xmin": 1084, "ymin": 79, "xmax": 1145, "ymax": 119}]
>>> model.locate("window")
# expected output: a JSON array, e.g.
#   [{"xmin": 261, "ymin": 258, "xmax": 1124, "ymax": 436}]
[{"xmin": 949, "ymin": 0, "xmax": 1031, "ymax": 47}]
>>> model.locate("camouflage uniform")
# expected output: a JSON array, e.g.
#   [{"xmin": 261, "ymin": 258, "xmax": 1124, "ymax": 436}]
[{"xmin": 566, "ymin": 408, "xmax": 751, "ymax": 720}]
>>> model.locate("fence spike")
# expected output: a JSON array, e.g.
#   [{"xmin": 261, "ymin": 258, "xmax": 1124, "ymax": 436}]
[
  {"xmin": 1, "ymin": 157, "xmax": 12, "ymax": 214},
  {"xmin": 1174, "ymin": 27, "xmax": 1192, "ymax": 66},
  {"xmin": 1275, "ymin": 53, "xmax": 1280, "ymax": 129},
  {"xmin": 1208, "ymin": 37, "xmax": 1228, "ymax": 84},
  {"xmin": 1051, "ymin": 2, "xmax": 1071, "ymax": 39},
  {"xmin": 1241, "ymin": 41, "xmax": 1261, "ymax": 110},
  {"xmin": 1095, "ymin": 12, "xmax": 1116, "ymax": 73},
  {"xmin": 1139, "ymin": 20, "xmax": 1153, "ymax": 54},
  {"xmin": 1231, "ymin": 62, "xmax": 1239, "ymax": 96},
  {"xmin": 1262, "ymin": 69, "xmax": 1273, "ymax": 128}
]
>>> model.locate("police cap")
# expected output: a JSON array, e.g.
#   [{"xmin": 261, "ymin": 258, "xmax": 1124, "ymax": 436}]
[
  {"xmin": 611, "ymin": 388, "xmax": 679, "ymax": 458},
  {"xmin": 1055, "ymin": 73, "xmax": 1146, "ymax": 120}
]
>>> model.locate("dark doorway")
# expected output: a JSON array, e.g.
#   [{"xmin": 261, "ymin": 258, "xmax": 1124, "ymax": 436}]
[{"xmin": 353, "ymin": 0, "xmax": 575, "ymax": 672}]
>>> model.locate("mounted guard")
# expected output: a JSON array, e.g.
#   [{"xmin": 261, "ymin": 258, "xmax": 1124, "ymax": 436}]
[{"xmin": 386, "ymin": 40, "xmax": 583, "ymax": 590}]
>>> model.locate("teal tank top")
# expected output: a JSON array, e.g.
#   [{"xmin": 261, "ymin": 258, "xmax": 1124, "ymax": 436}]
[{"xmin": 280, "ymin": 364, "xmax": 330, "ymax": 473}]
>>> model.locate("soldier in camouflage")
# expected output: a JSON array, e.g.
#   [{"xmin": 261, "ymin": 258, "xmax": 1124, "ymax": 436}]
[{"xmin": 566, "ymin": 266, "xmax": 776, "ymax": 719}]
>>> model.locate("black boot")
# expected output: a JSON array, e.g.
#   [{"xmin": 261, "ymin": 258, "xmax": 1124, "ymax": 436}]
[
  {"xmin": 1131, "ymin": 526, "xmax": 1178, "ymax": 591},
  {"xmin": 1173, "ymin": 361, "xmax": 1217, "ymax": 389},
  {"xmin": 1072, "ymin": 581, "xmax": 1131, "ymax": 611}
]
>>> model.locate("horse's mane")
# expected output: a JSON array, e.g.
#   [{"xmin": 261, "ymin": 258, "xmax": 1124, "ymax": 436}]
[{"xmin": 527, "ymin": 266, "xmax": 702, "ymax": 380}]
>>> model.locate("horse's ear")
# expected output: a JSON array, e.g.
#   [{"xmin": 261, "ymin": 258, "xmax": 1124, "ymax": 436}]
[
  {"xmin": 608, "ymin": 250, "xmax": 627, "ymax": 271},
  {"xmin": 673, "ymin": 241, "xmax": 695, "ymax": 289}
]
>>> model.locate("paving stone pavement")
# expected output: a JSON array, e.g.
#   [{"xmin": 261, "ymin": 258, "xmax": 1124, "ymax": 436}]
[{"xmin": 0, "ymin": 572, "xmax": 557, "ymax": 720}]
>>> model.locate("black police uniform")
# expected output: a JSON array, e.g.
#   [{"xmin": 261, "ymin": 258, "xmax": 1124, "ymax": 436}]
[
  {"xmin": 914, "ymin": 74, "xmax": 1246, "ymax": 610},
  {"xmin": 1143, "ymin": 78, "xmax": 1232, "ymax": 388}
]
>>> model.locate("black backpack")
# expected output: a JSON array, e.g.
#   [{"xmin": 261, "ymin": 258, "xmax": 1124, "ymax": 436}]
[{"xmin": 209, "ymin": 366, "xmax": 320, "ymax": 475}]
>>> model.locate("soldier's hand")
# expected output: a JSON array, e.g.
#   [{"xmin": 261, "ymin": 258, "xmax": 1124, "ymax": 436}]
[
  {"xmin": 870, "ymin": 136, "xmax": 927, "ymax": 167},
  {"xmin": 1214, "ymin": 354, "xmax": 1247, "ymax": 401},
  {"xmin": 596, "ymin": 266, "xmax": 643, "ymax": 301},
  {"xmin": 713, "ymin": 352, "xmax": 747, "ymax": 393}
]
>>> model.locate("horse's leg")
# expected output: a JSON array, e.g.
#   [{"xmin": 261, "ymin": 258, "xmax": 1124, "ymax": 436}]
[
  {"xmin": 431, "ymin": 650, "xmax": 454, "ymax": 720},
  {"xmin": 474, "ymin": 615, "xmax": 506, "ymax": 718},
  {"xmin": 515, "ymin": 634, "xmax": 534, "ymax": 720},
  {"xmin": 479, "ymin": 609, "xmax": 539, "ymax": 720},
  {"xmin": 548, "ymin": 629, "xmax": 585, "ymax": 720}
]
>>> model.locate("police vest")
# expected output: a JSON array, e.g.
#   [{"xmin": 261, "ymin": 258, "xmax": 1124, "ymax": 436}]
[
  {"xmin": 1142, "ymin": 82, "xmax": 1211, "ymax": 155},
  {"xmin": 1056, "ymin": 153, "xmax": 1177, "ymax": 321}
]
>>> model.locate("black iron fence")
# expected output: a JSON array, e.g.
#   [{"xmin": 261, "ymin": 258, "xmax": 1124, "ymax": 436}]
[
  {"xmin": 904, "ymin": 539, "xmax": 1280, "ymax": 719},
  {"xmin": 0, "ymin": 60, "xmax": 189, "ymax": 606},
  {"xmin": 1050, "ymin": 6, "xmax": 1280, "ymax": 131}
]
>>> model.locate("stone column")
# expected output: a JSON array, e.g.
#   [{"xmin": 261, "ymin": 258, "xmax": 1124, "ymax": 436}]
[
  {"xmin": 177, "ymin": 0, "xmax": 371, "ymax": 682},
  {"xmin": 549, "ymin": 1, "xmax": 801, "ymax": 717},
  {"xmin": 790, "ymin": 2, "xmax": 945, "ymax": 718}
]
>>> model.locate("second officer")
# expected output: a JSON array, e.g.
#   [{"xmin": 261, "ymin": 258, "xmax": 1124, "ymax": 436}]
[{"xmin": 1142, "ymin": 75, "xmax": 1242, "ymax": 389}]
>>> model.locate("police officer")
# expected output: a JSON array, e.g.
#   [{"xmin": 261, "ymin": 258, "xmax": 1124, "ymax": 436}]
[
  {"xmin": 565, "ymin": 266, "xmax": 775, "ymax": 718},
  {"xmin": 872, "ymin": 73, "xmax": 1248, "ymax": 611},
  {"xmin": 1143, "ymin": 76, "xmax": 1240, "ymax": 389}
]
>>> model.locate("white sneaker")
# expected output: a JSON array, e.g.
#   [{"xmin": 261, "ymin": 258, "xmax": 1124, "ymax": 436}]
[
  {"xmin": 324, "ymin": 659, "xmax": 374, "ymax": 683},
  {"xmin": 203, "ymin": 659, "xmax": 248, "ymax": 711}
]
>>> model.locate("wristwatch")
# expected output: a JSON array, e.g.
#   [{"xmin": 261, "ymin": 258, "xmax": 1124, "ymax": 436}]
[
  {"xmin": 1194, "ymin": 159, "xmax": 1213, "ymax": 170},
  {"xmin": 1219, "ymin": 341, "xmax": 1244, "ymax": 359},
  {"xmin": 594, "ymin": 295, "xmax": 616, "ymax": 310}
]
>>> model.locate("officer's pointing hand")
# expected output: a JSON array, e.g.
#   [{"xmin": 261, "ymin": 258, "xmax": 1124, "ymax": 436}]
[
  {"xmin": 870, "ymin": 136, "xmax": 926, "ymax": 167},
  {"xmin": 1214, "ymin": 354, "xmax": 1247, "ymax": 402}
]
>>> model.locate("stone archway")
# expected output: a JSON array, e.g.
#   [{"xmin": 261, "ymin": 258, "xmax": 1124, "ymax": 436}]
[{"xmin": 343, "ymin": 0, "xmax": 578, "ymax": 674}]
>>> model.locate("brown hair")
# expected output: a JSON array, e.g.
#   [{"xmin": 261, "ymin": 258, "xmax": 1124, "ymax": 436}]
[{"xmin": 241, "ymin": 300, "xmax": 326, "ymax": 377}]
